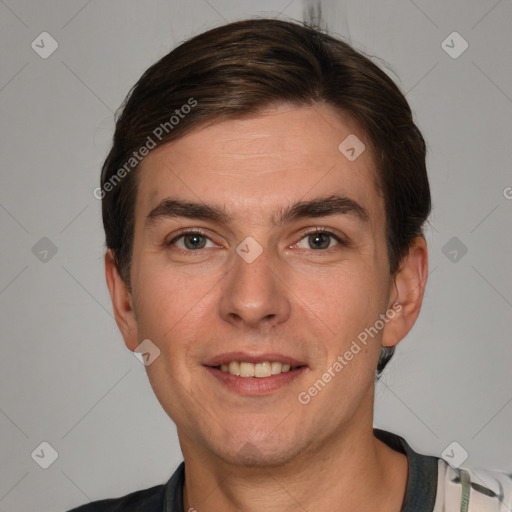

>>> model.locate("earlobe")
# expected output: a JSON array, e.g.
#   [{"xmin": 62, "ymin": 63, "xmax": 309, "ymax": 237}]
[
  {"xmin": 381, "ymin": 237, "xmax": 428, "ymax": 348},
  {"xmin": 104, "ymin": 250, "xmax": 139, "ymax": 351}
]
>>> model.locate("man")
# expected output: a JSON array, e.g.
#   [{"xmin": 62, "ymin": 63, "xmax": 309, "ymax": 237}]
[{"xmin": 71, "ymin": 18, "xmax": 511, "ymax": 512}]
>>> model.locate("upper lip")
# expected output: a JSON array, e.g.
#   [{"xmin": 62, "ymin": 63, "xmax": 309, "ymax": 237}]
[{"xmin": 204, "ymin": 352, "xmax": 307, "ymax": 367}]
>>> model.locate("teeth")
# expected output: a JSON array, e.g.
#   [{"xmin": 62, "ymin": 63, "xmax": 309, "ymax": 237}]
[
  {"xmin": 254, "ymin": 362, "xmax": 271, "ymax": 378},
  {"xmin": 228, "ymin": 361, "xmax": 240, "ymax": 376},
  {"xmin": 219, "ymin": 361, "xmax": 295, "ymax": 378},
  {"xmin": 271, "ymin": 362, "xmax": 282, "ymax": 375},
  {"xmin": 240, "ymin": 362, "xmax": 255, "ymax": 377}
]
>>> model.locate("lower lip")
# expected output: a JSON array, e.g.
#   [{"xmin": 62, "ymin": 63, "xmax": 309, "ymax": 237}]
[{"xmin": 204, "ymin": 366, "xmax": 307, "ymax": 395}]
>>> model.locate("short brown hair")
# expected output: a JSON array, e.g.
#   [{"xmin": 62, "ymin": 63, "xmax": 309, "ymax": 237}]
[{"xmin": 100, "ymin": 18, "xmax": 431, "ymax": 374}]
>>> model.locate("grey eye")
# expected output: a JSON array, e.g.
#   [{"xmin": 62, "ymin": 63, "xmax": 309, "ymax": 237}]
[
  {"xmin": 183, "ymin": 234, "xmax": 207, "ymax": 250},
  {"xmin": 296, "ymin": 232, "xmax": 340, "ymax": 250},
  {"xmin": 171, "ymin": 232, "xmax": 216, "ymax": 250}
]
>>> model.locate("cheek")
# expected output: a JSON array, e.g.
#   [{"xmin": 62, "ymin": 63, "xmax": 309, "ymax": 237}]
[
  {"xmin": 134, "ymin": 268, "xmax": 214, "ymax": 415},
  {"xmin": 289, "ymin": 260, "xmax": 386, "ymax": 343},
  {"xmin": 132, "ymin": 259, "xmax": 228, "ymax": 392},
  {"xmin": 133, "ymin": 255, "xmax": 220, "ymax": 334},
  {"xmin": 288, "ymin": 261, "xmax": 389, "ymax": 402}
]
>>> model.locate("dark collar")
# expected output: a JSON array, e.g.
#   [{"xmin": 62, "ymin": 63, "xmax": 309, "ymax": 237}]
[
  {"xmin": 163, "ymin": 429, "xmax": 439, "ymax": 512},
  {"xmin": 374, "ymin": 429, "xmax": 438, "ymax": 512}
]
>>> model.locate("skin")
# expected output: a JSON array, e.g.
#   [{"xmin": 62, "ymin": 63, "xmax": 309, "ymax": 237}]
[{"xmin": 105, "ymin": 103, "xmax": 428, "ymax": 511}]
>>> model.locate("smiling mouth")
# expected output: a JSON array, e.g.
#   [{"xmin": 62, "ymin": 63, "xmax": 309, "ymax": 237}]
[{"xmin": 215, "ymin": 361, "xmax": 302, "ymax": 378}]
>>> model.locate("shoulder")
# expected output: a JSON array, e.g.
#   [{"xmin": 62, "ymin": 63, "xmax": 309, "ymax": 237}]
[
  {"xmin": 66, "ymin": 483, "xmax": 166, "ymax": 512},
  {"xmin": 67, "ymin": 461, "xmax": 185, "ymax": 512},
  {"xmin": 435, "ymin": 459, "xmax": 512, "ymax": 511}
]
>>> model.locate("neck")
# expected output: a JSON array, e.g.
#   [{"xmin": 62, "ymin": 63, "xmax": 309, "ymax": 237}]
[{"xmin": 180, "ymin": 420, "xmax": 408, "ymax": 512}]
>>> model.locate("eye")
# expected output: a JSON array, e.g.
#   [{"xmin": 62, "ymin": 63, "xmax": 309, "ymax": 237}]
[
  {"xmin": 168, "ymin": 231, "xmax": 217, "ymax": 251},
  {"xmin": 296, "ymin": 230, "xmax": 341, "ymax": 250}
]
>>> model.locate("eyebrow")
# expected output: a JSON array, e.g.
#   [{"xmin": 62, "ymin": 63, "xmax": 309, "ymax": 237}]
[{"xmin": 145, "ymin": 194, "xmax": 369, "ymax": 228}]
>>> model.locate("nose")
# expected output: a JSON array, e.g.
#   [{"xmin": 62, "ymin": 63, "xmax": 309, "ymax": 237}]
[{"xmin": 219, "ymin": 244, "xmax": 291, "ymax": 330}]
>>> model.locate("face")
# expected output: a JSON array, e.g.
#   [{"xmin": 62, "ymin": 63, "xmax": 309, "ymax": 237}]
[{"xmin": 108, "ymin": 103, "xmax": 416, "ymax": 467}]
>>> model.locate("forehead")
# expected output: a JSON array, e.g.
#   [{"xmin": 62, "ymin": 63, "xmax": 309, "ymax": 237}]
[{"xmin": 136, "ymin": 103, "xmax": 383, "ymax": 226}]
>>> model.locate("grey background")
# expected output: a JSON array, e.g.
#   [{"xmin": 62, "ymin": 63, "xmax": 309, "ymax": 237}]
[{"xmin": 0, "ymin": 0, "xmax": 511, "ymax": 510}]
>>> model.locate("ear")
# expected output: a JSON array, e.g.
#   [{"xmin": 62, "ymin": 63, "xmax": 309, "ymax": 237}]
[
  {"xmin": 381, "ymin": 236, "xmax": 428, "ymax": 348},
  {"xmin": 104, "ymin": 249, "xmax": 139, "ymax": 352}
]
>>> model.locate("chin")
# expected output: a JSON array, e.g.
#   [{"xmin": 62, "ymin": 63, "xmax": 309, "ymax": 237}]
[
  {"xmin": 205, "ymin": 423, "xmax": 309, "ymax": 468},
  {"xmin": 217, "ymin": 441, "xmax": 305, "ymax": 468}
]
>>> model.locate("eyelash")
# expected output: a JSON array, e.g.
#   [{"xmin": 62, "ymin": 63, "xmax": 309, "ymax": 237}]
[{"xmin": 166, "ymin": 228, "xmax": 346, "ymax": 253}]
